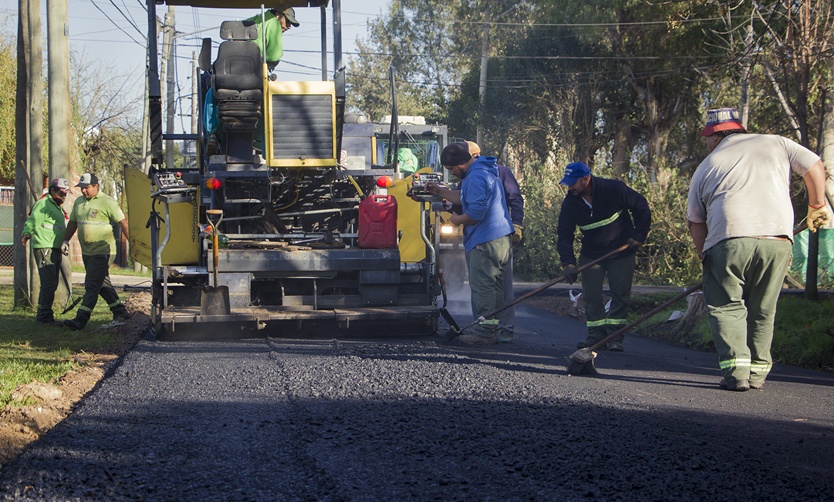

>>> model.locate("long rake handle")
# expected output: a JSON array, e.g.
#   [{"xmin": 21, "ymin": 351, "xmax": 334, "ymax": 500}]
[
  {"xmin": 456, "ymin": 243, "xmax": 632, "ymax": 334},
  {"xmin": 587, "ymin": 283, "xmax": 703, "ymax": 352}
]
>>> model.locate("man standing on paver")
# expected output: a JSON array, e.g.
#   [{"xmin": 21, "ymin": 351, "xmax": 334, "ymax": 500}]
[
  {"xmin": 557, "ymin": 161, "xmax": 651, "ymax": 352},
  {"xmin": 687, "ymin": 107, "xmax": 831, "ymax": 392},
  {"xmin": 21, "ymin": 178, "xmax": 71, "ymax": 325},
  {"xmin": 62, "ymin": 173, "xmax": 131, "ymax": 330}
]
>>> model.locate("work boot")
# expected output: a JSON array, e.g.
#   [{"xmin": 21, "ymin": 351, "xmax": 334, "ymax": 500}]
[
  {"xmin": 35, "ymin": 316, "xmax": 60, "ymax": 327},
  {"xmin": 749, "ymin": 380, "xmax": 765, "ymax": 390},
  {"xmin": 63, "ymin": 318, "xmax": 87, "ymax": 331},
  {"xmin": 112, "ymin": 306, "xmax": 131, "ymax": 322},
  {"xmin": 456, "ymin": 334, "xmax": 498, "ymax": 346},
  {"xmin": 718, "ymin": 378, "xmax": 750, "ymax": 392}
]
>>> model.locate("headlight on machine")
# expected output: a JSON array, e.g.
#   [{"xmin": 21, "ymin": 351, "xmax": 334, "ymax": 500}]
[{"xmin": 440, "ymin": 224, "xmax": 455, "ymax": 235}]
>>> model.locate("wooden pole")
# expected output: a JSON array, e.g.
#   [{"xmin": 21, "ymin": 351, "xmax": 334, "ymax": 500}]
[{"xmin": 47, "ymin": 0, "xmax": 71, "ymax": 304}]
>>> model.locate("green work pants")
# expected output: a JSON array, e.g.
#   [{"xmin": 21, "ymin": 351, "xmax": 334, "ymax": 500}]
[
  {"xmin": 76, "ymin": 254, "xmax": 125, "ymax": 323},
  {"xmin": 468, "ymin": 236, "xmax": 511, "ymax": 338},
  {"xmin": 702, "ymin": 237, "xmax": 791, "ymax": 386},
  {"xmin": 35, "ymin": 248, "xmax": 62, "ymax": 321},
  {"xmin": 579, "ymin": 253, "xmax": 635, "ymax": 343}
]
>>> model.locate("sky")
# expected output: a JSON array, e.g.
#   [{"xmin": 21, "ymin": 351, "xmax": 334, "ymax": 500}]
[{"xmin": 0, "ymin": 0, "xmax": 391, "ymax": 132}]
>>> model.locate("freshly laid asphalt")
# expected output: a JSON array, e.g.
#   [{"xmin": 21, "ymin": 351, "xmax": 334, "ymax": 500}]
[{"xmin": 1, "ymin": 285, "xmax": 833, "ymax": 500}]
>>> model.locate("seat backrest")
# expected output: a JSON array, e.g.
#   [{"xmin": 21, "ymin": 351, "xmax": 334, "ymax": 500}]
[
  {"xmin": 213, "ymin": 21, "xmax": 262, "ymax": 93},
  {"xmin": 220, "ymin": 20, "xmax": 258, "ymax": 41}
]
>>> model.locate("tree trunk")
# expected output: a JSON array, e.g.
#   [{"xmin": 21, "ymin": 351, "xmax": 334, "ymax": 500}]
[
  {"xmin": 612, "ymin": 115, "xmax": 630, "ymax": 178},
  {"xmin": 14, "ymin": 0, "xmax": 32, "ymax": 308}
]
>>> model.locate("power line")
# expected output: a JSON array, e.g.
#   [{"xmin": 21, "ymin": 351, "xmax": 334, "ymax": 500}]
[{"xmin": 89, "ymin": 0, "xmax": 145, "ymax": 46}]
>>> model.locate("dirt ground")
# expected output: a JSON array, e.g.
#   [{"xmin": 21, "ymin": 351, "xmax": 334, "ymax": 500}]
[
  {"xmin": 0, "ymin": 293, "xmax": 580, "ymax": 468},
  {"xmin": 0, "ymin": 292, "xmax": 151, "ymax": 467}
]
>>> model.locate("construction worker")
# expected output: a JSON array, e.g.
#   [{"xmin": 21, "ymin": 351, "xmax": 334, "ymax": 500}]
[
  {"xmin": 62, "ymin": 173, "xmax": 131, "ymax": 330},
  {"xmin": 427, "ymin": 143, "xmax": 514, "ymax": 345},
  {"xmin": 247, "ymin": 5, "xmax": 299, "ymax": 71},
  {"xmin": 465, "ymin": 141, "xmax": 524, "ymax": 343},
  {"xmin": 557, "ymin": 161, "xmax": 651, "ymax": 352},
  {"xmin": 21, "ymin": 178, "xmax": 71, "ymax": 325},
  {"xmin": 687, "ymin": 107, "xmax": 831, "ymax": 391}
]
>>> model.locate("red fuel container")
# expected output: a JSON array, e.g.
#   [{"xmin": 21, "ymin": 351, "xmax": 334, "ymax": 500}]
[{"xmin": 358, "ymin": 195, "xmax": 398, "ymax": 249}]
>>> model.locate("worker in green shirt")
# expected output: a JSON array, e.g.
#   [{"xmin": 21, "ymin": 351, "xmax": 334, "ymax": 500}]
[
  {"xmin": 21, "ymin": 178, "xmax": 70, "ymax": 325},
  {"xmin": 62, "ymin": 173, "xmax": 131, "ymax": 330},
  {"xmin": 246, "ymin": 6, "xmax": 299, "ymax": 71}
]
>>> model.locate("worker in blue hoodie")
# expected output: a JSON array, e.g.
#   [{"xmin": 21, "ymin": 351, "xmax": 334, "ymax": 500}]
[{"xmin": 427, "ymin": 142, "xmax": 514, "ymax": 345}]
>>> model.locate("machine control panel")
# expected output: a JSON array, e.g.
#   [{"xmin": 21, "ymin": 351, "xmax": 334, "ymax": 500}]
[
  {"xmin": 410, "ymin": 172, "xmax": 445, "ymax": 200},
  {"xmin": 153, "ymin": 171, "xmax": 188, "ymax": 190},
  {"xmin": 151, "ymin": 170, "xmax": 194, "ymax": 203}
]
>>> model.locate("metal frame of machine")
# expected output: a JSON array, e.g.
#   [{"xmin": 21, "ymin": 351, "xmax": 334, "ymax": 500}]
[{"xmin": 127, "ymin": 1, "xmax": 446, "ymax": 336}]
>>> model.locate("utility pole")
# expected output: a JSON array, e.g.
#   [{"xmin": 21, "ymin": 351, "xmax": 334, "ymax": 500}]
[
  {"xmin": 47, "ymin": 0, "xmax": 72, "ymax": 305},
  {"xmin": 191, "ymin": 51, "xmax": 198, "ymax": 135},
  {"xmin": 163, "ymin": 7, "xmax": 176, "ymax": 169},
  {"xmin": 14, "ymin": 0, "xmax": 40, "ymax": 307},
  {"xmin": 740, "ymin": 24, "xmax": 753, "ymax": 129},
  {"xmin": 476, "ymin": 19, "xmax": 489, "ymax": 145}
]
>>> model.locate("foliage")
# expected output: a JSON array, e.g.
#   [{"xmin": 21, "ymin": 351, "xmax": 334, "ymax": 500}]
[
  {"xmin": 0, "ymin": 31, "xmax": 15, "ymax": 182},
  {"xmin": 772, "ymin": 295, "xmax": 834, "ymax": 370},
  {"xmin": 70, "ymin": 50, "xmax": 143, "ymax": 207},
  {"xmin": 346, "ymin": 0, "xmax": 532, "ymax": 124},
  {"xmin": 513, "ymin": 161, "xmax": 567, "ymax": 281},
  {"xmin": 637, "ymin": 291, "xmax": 834, "ymax": 372},
  {"xmin": 0, "ymin": 285, "xmax": 127, "ymax": 407}
]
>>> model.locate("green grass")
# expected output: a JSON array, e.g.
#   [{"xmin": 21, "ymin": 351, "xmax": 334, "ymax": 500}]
[
  {"xmin": 0, "ymin": 285, "xmax": 130, "ymax": 407},
  {"xmin": 633, "ymin": 291, "xmax": 834, "ymax": 371}
]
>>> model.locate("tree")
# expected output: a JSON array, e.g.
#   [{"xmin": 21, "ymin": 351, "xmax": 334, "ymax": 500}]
[
  {"xmin": 0, "ymin": 30, "xmax": 16, "ymax": 182},
  {"xmin": 70, "ymin": 50, "xmax": 142, "ymax": 205}
]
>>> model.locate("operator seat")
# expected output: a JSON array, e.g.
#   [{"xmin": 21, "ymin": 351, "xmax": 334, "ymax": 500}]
[{"xmin": 211, "ymin": 20, "xmax": 263, "ymax": 164}]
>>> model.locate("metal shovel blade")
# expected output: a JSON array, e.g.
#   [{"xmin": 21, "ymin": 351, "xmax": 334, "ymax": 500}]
[{"xmin": 200, "ymin": 285, "xmax": 231, "ymax": 316}]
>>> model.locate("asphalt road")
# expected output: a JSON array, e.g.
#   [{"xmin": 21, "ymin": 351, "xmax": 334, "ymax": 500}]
[{"xmin": 1, "ymin": 292, "xmax": 833, "ymax": 500}]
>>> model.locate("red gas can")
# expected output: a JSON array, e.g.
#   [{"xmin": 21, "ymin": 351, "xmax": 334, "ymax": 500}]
[{"xmin": 358, "ymin": 195, "xmax": 398, "ymax": 249}]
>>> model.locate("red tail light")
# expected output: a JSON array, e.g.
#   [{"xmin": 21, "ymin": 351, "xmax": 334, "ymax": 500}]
[{"xmin": 205, "ymin": 178, "xmax": 223, "ymax": 190}]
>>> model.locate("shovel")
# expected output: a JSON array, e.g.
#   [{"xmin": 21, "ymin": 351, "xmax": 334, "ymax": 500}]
[{"xmin": 200, "ymin": 209, "xmax": 231, "ymax": 316}]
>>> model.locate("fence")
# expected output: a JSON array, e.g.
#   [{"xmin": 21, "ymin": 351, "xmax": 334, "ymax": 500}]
[{"xmin": 0, "ymin": 188, "xmax": 13, "ymax": 265}]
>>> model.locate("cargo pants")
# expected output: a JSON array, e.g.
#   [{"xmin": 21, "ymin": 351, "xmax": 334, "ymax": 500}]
[
  {"xmin": 468, "ymin": 235, "xmax": 511, "ymax": 339},
  {"xmin": 702, "ymin": 237, "xmax": 791, "ymax": 387},
  {"xmin": 579, "ymin": 253, "xmax": 635, "ymax": 344},
  {"xmin": 74, "ymin": 254, "xmax": 127, "ymax": 325},
  {"xmin": 35, "ymin": 248, "xmax": 62, "ymax": 322}
]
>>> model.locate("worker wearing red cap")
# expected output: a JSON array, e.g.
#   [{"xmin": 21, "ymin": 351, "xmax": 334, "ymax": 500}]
[{"xmin": 687, "ymin": 107, "xmax": 831, "ymax": 392}]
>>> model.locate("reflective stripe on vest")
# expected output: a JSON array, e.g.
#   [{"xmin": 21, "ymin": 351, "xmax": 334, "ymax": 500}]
[
  {"xmin": 719, "ymin": 357, "xmax": 751, "ymax": 370},
  {"xmin": 586, "ymin": 318, "xmax": 627, "ymax": 328},
  {"xmin": 579, "ymin": 211, "xmax": 621, "ymax": 232}
]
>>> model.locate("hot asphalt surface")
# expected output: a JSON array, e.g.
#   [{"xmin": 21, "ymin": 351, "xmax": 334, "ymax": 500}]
[{"xmin": 1, "ymin": 288, "xmax": 833, "ymax": 500}]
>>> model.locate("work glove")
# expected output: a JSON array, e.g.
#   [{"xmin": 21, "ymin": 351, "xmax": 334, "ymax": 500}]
[
  {"xmin": 562, "ymin": 264, "xmax": 579, "ymax": 284},
  {"xmin": 627, "ymin": 238, "xmax": 643, "ymax": 248},
  {"xmin": 807, "ymin": 204, "xmax": 831, "ymax": 233},
  {"xmin": 512, "ymin": 224, "xmax": 524, "ymax": 245},
  {"xmin": 61, "ymin": 240, "xmax": 70, "ymax": 256}
]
